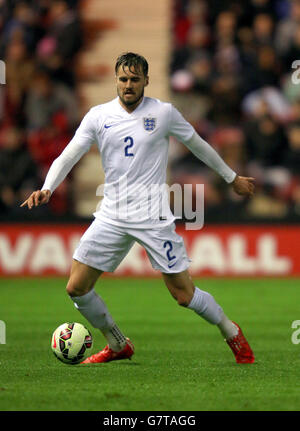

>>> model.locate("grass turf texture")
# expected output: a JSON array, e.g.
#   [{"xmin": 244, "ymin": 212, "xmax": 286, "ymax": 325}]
[{"xmin": 0, "ymin": 277, "xmax": 300, "ymax": 411}]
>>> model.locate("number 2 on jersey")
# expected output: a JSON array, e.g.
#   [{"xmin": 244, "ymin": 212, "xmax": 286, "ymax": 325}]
[{"xmin": 124, "ymin": 136, "xmax": 134, "ymax": 157}]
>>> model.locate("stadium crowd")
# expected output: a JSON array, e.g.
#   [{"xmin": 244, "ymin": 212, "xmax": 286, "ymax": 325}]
[
  {"xmin": 169, "ymin": 0, "xmax": 300, "ymax": 222},
  {"xmin": 0, "ymin": 0, "xmax": 82, "ymax": 219},
  {"xmin": 0, "ymin": 0, "xmax": 299, "ymax": 222}
]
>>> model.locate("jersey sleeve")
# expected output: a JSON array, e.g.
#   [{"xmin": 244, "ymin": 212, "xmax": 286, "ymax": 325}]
[
  {"xmin": 167, "ymin": 104, "xmax": 195, "ymax": 143},
  {"xmin": 183, "ymin": 132, "xmax": 237, "ymax": 183},
  {"xmin": 73, "ymin": 108, "xmax": 97, "ymax": 145}
]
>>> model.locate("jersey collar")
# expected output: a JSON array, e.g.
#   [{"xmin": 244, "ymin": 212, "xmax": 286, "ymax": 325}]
[{"xmin": 116, "ymin": 96, "xmax": 146, "ymax": 117}]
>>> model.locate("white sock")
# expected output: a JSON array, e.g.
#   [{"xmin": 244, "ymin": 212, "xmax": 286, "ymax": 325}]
[
  {"xmin": 187, "ymin": 286, "xmax": 223, "ymax": 324},
  {"xmin": 217, "ymin": 313, "xmax": 239, "ymax": 340},
  {"xmin": 102, "ymin": 324, "xmax": 127, "ymax": 352},
  {"xmin": 70, "ymin": 289, "xmax": 126, "ymax": 352}
]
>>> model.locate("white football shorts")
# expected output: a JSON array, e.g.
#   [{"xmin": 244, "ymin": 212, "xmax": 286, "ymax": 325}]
[{"xmin": 73, "ymin": 219, "xmax": 191, "ymax": 274}]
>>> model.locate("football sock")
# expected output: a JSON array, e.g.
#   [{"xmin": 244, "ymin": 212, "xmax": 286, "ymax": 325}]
[
  {"xmin": 187, "ymin": 286, "xmax": 223, "ymax": 324},
  {"xmin": 102, "ymin": 324, "xmax": 127, "ymax": 352},
  {"xmin": 70, "ymin": 289, "xmax": 126, "ymax": 352},
  {"xmin": 217, "ymin": 313, "xmax": 239, "ymax": 340}
]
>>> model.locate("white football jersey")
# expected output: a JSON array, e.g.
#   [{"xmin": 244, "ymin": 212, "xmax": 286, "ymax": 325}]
[
  {"xmin": 73, "ymin": 96, "xmax": 195, "ymax": 227},
  {"xmin": 42, "ymin": 95, "xmax": 236, "ymax": 227}
]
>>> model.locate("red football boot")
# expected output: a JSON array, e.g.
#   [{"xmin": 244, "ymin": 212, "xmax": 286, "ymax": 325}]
[
  {"xmin": 226, "ymin": 322, "xmax": 255, "ymax": 364},
  {"xmin": 81, "ymin": 338, "xmax": 134, "ymax": 364}
]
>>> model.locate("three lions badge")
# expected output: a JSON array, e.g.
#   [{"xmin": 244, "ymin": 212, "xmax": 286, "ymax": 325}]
[{"xmin": 143, "ymin": 117, "xmax": 156, "ymax": 132}]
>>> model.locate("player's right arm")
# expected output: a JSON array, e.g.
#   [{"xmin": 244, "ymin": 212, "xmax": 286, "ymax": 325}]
[
  {"xmin": 20, "ymin": 189, "xmax": 51, "ymax": 209},
  {"xmin": 20, "ymin": 109, "xmax": 97, "ymax": 210}
]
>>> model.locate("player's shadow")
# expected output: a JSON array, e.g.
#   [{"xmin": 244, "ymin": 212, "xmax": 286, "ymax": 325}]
[
  {"xmin": 117, "ymin": 361, "xmax": 140, "ymax": 366},
  {"xmin": 79, "ymin": 361, "xmax": 141, "ymax": 367}
]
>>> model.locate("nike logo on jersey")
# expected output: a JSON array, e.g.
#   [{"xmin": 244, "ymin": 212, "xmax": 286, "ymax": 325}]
[
  {"xmin": 104, "ymin": 124, "xmax": 117, "ymax": 129},
  {"xmin": 168, "ymin": 261, "xmax": 177, "ymax": 269}
]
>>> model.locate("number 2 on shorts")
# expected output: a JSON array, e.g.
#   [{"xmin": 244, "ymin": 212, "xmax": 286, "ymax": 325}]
[{"xmin": 163, "ymin": 240, "xmax": 176, "ymax": 262}]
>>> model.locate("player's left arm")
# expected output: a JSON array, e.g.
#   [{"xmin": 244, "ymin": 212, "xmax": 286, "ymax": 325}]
[{"xmin": 183, "ymin": 132, "xmax": 255, "ymax": 197}]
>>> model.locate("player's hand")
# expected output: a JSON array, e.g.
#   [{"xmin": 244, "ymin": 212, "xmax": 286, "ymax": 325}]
[
  {"xmin": 20, "ymin": 189, "xmax": 51, "ymax": 210},
  {"xmin": 232, "ymin": 175, "xmax": 255, "ymax": 197}
]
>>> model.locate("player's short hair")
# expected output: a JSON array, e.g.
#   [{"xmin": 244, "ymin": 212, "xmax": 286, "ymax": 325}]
[{"xmin": 115, "ymin": 52, "xmax": 148, "ymax": 77}]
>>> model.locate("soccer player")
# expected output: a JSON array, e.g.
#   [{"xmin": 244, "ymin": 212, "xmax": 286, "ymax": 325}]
[{"xmin": 21, "ymin": 52, "xmax": 255, "ymax": 364}]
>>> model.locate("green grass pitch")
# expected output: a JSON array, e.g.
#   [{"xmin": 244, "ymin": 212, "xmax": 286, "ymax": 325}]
[{"xmin": 0, "ymin": 277, "xmax": 300, "ymax": 411}]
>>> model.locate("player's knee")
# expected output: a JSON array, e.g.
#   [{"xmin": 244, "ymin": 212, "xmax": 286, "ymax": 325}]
[
  {"xmin": 66, "ymin": 277, "xmax": 89, "ymax": 297},
  {"xmin": 176, "ymin": 292, "xmax": 193, "ymax": 308},
  {"xmin": 66, "ymin": 279, "xmax": 79, "ymax": 297}
]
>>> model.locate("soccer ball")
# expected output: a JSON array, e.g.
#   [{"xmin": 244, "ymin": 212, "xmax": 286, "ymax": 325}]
[{"xmin": 51, "ymin": 322, "xmax": 93, "ymax": 365}]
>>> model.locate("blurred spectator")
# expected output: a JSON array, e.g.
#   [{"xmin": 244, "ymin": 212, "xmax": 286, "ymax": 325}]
[
  {"xmin": 27, "ymin": 110, "xmax": 71, "ymax": 172},
  {"xmin": 34, "ymin": 0, "xmax": 82, "ymax": 87},
  {"xmin": 251, "ymin": 45, "xmax": 281, "ymax": 90},
  {"xmin": 242, "ymin": 87, "xmax": 292, "ymax": 123},
  {"xmin": 210, "ymin": 127, "xmax": 247, "ymax": 175},
  {"xmin": 174, "ymin": 0, "xmax": 209, "ymax": 47},
  {"xmin": 282, "ymin": 23, "xmax": 300, "ymax": 74},
  {"xmin": 213, "ymin": 10, "xmax": 237, "ymax": 49},
  {"xmin": 0, "ymin": 126, "xmax": 39, "ymax": 213},
  {"xmin": 209, "ymin": 127, "xmax": 248, "ymax": 209},
  {"xmin": 250, "ymin": 0, "xmax": 275, "ymax": 16},
  {"xmin": 244, "ymin": 113, "xmax": 286, "ymax": 170},
  {"xmin": 24, "ymin": 70, "xmax": 79, "ymax": 131},
  {"xmin": 252, "ymin": 13, "xmax": 274, "ymax": 45},
  {"xmin": 284, "ymin": 121, "xmax": 300, "ymax": 175},
  {"xmin": 275, "ymin": 0, "xmax": 300, "ymax": 55},
  {"xmin": 290, "ymin": 98, "xmax": 300, "ymax": 121},
  {"xmin": 0, "ymin": 1, "xmax": 44, "ymax": 56},
  {"xmin": 209, "ymin": 44, "xmax": 242, "ymax": 124},
  {"xmin": 187, "ymin": 53, "xmax": 213, "ymax": 95},
  {"xmin": 208, "ymin": 75, "xmax": 241, "ymax": 124},
  {"xmin": 171, "ymin": 24, "xmax": 211, "ymax": 72},
  {"xmin": 4, "ymin": 38, "xmax": 35, "ymax": 127},
  {"xmin": 48, "ymin": 0, "xmax": 82, "ymax": 60}
]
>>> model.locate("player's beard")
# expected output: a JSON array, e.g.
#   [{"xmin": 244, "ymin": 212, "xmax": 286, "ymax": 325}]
[{"xmin": 118, "ymin": 88, "xmax": 144, "ymax": 107}]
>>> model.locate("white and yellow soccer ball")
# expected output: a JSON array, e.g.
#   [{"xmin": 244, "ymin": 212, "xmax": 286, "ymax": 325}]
[{"xmin": 51, "ymin": 322, "xmax": 93, "ymax": 365}]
